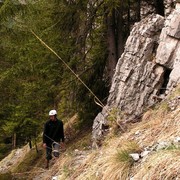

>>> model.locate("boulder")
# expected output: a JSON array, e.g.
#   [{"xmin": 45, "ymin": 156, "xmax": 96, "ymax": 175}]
[
  {"xmin": 92, "ymin": 14, "xmax": 165, "ymax": 145},
  {"xmin": 129, "ymin": 153, "xmax": 140, "ymax": 161},
  {"xmin": 156, "ymin": 5, "xmax": 180, "ymax": 94},
  {"xmin": 92, "ymin": 4, "xmax": 180, "ymax": 147}
]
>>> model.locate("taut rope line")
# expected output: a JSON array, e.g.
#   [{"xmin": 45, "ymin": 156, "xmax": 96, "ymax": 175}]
[
  {"xmin": 31, "ymin": 30, "xmax": 125, "ymax": 131},
  {"xmin": 30, "ymin": 30, "xmax": 104, "ymax": 109}
]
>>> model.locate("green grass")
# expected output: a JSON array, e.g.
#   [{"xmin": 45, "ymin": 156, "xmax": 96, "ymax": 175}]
[
  {"xmin": 0, "ymin": 172, "xmax": 13, "ymax": 180},
  {"xmin": 115, "ymin": 149, "xmax": 134, "ymax": 164},
  {"xmin": 165, "ymin": 145, "xmax": 180, "ymax": 151}
]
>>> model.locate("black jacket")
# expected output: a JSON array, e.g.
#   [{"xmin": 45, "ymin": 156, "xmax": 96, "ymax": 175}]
[{"xmin": 43, "ymin": 119, "xmax": 64, "ymax": 145}]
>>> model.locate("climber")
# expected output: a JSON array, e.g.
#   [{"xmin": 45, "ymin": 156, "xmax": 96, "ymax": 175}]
[{"xmin": 43, "ymin": 109, "xmax": 65, "ymax": 169}]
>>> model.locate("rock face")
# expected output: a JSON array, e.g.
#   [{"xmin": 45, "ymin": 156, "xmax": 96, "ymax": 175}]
[
  {"xmin": 92, "ymin": 4, "xmax": 180, "ymax": 147},
  {"xmin": 164, "ymin": 0, "xmax": 177, "ymax": 16},
  {"xmin": 140, "ymin": 1, "xmax": 155, "ymax": 19},
  {"xmin": 156, "ymin": 3, "xmax": 180, "ymax": 94}
]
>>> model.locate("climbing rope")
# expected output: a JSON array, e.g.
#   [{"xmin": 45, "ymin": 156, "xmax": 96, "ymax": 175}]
[
  {"xmin": 31, "ymin": 30, "xmax": 126, "ymax": 132},
  {"xmin": 31, "ymin": 30, "xmax": 105, "ymax": 109},
  {"xmin": 31, "ymin": 30, "xmax": 170, "ymax": 132}
]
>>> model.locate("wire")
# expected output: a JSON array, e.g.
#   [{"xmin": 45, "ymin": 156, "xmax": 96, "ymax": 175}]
[
  {"xmin": 30, "ymin": 30, "xmax": 136, "ymax": 132},
  {"xmin": 30, "ymin": 30, "xmax": 105, "ymax": 109}
]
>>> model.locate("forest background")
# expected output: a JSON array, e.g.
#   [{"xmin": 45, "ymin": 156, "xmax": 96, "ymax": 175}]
[{"xmin": 0, "ymin": 0, "xmax": 165, "ymax": 159}]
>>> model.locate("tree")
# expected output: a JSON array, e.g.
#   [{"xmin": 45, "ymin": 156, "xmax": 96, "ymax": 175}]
[
  {"xmin": 0, "ymin": 0, "xmax": 63, "ymax": 147},
  {"xmin": 0, "ymin": 0, "xmax": 164, "ymax": 150}
]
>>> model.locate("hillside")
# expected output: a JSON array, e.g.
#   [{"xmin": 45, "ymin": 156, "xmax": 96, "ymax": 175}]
[
  {"xmin": 0, "ymin": 1, "xmax": 180, "ymax": 180},
  {"xmin": 0, "ymin": 86, "xmax": 179, "ymax": 179}
]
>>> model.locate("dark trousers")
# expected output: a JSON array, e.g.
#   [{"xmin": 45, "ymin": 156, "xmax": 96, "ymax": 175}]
[
  {"xmin": 46, "ymin": 144, "xmax": 52, "ymax": 160},
  {"xmin": 46, "ymin": 142, "xmax": 60, "ymax": 160}
]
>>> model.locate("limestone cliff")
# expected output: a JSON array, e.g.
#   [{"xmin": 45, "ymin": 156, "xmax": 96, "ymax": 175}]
[{"xmin": 92, "ymin": 3, "xmax": 180, "ymax": 147}]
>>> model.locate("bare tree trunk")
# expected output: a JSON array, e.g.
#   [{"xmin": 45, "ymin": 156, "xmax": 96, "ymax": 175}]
[
  {"xmin": 12, "ymin": 133, "xmax": 16, "ymax": 149},
  {"xmin": 28, "ymin": 137, "xmax": 32, "ymax": 149},
  {"xmin": 154, "ymin": 0, "xmax": 165, "ymax": 16},
  {"xmin": 127, "ymin": 0, "xmax": 131, "ymax": 28},
  {"xmin": 116, "ymin": 5, "xmax": 125, "ymax": 59},
  {"xmin": 137, "ymin": 0, "xmax": 141, "ymax": 21},
  {"xmin": 34, "ymin": 137, "xmax": 38, "ymax": 153},
  {"xmin": 106, "ymin": 9, "xmax": 118, "ymax": 82}
]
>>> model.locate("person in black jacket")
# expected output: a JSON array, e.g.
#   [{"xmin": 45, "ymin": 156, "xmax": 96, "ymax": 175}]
[{"xmin": 43, "ymin": 109, "xmax": 65, "ymax": 168}]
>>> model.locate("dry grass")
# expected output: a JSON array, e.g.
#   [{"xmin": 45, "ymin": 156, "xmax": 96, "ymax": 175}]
[
  {"xmin": 128, "ymin": 106, "xmax": 180, "ymax": 148},
  {"xmin": 64, "ymin": 114, "xmax": 79, "ymax": 142},
  {"xmin": 48, "ymin": 128, "xmax": 93, "ymax": 180},
  {"xmin": 65, "ymin": 88, "xmax": 180, "ymax": 180},
  {"xmin": 2, "ymin": 87, "xmax": 179, "ymax": 180},
  {"xmin": 99, "ymin": 142, "xmax": 140, "ymax": 180},
  {"xmin": 69, "ymin": 151, "xmax": 100, "ymax": 180},
  {"xmin": 65, "ymin": 140, "xmax": 142, "ymax": 180},
  {"xmin": 48, "ymin": 154, "xmax": 74, "ymax": 180},
  {"xmin": 132, "ymin": 150, "xmax": 180, "ymax": 180},
  {"xmin": 16, "ymin": 100, "xmax": 179, "ymax": 180}
]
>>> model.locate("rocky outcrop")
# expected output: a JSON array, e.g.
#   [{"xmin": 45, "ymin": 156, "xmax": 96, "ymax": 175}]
[
  {"xmin": 141, "ymin": 1, "xmax": 155, "ymax": 19},
  {"xmin": 156, "ymin": 3, "xmax": 180, "ymax": 94},
  {"xmin": 0, "ymin": 145, "xmax": 30, "ymax": 173},
  {"xmin": 92, "ymin": 3, "xmax": 180, "ymax": 147}
]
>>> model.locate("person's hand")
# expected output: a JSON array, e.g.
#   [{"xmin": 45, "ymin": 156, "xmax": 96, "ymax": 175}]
[{"xmin": 43, "ymin": 143, "xmax": 47, "ymax": 148}]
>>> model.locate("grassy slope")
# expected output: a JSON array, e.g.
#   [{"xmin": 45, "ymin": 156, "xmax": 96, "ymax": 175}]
[{"xmin": 0, "ymin": 87, "xmax": 180, "ymax": 180}]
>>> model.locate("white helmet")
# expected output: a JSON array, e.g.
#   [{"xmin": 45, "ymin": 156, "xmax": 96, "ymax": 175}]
[{"xmin": 49, "ymin": 110, "xmax": 57, "ymax": 116}]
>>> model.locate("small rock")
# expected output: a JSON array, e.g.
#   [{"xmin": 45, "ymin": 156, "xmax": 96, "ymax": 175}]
[
  {"xmin": 140, "ymin": 150, "xmax": 150, "ymax": 158},
  {"xmin": 174, "ymin": 137, "xmax": 180, "ymax": 143},
  {"xmin": 135, "ymin": 130, "xmax": 141, "ymax": 135},
  {"xmin": 52, "ymin": 176, "xmax": 58, "ymax": 180},
  {"xmin": 156, "ymin": 141, "xmax": 171, "ymax": 151},
  {"xmin": 173, "ymin": 137, "xmax": 180, "ymax": 148},
  {"xmin": 129, "ymin": 153, "xmax": 140, "ymax": 161}
]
